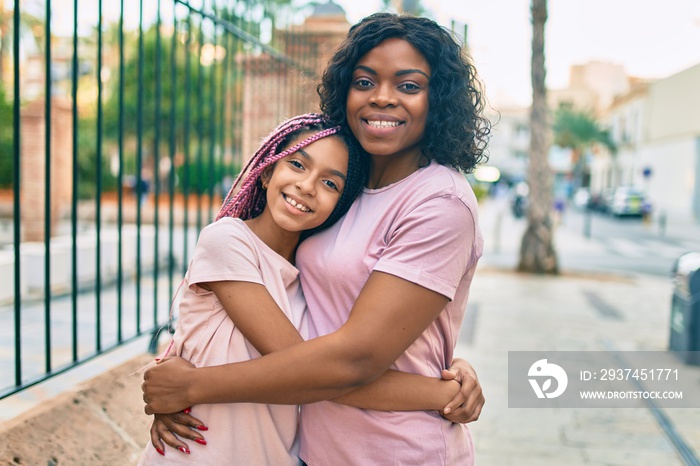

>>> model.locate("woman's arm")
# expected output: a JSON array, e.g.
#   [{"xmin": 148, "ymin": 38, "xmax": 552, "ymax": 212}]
[
  {"xmin": 208, "ymin": 279, "xmax": 467, "ymax": 412},
  {"xmin": 143, "ymin": 271, "xmax": 453, "ymax": 413}
]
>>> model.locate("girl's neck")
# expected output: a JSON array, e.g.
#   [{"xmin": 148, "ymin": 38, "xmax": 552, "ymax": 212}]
[
  {"xmin": 244, "ymin": 214, "xmax": 300, "ymax": 263},
  {"xmin": 367, "ymin": 151, "xmax": 428, "ymax": 189}
]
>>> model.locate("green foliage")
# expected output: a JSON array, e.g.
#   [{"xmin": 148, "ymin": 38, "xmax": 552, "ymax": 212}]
[
  {"xmin": 0, "ymin": 86, "xmax": 13, "ymax": 188},
  {"xmin": 175, "ymin": 157, "xmax": 240, "ymax": 196},
  {"xmin": 76, "ymin": 115, "xmax": 118, "ymax": 199},
  {"xmin": 552, "ymin": 103, "xmax": 616, "ymax": 154}
]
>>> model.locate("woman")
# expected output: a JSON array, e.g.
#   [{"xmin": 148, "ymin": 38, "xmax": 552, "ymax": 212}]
[{"xmin": 143, "ymin": 13, "xmax": 490, "ymax": 465}]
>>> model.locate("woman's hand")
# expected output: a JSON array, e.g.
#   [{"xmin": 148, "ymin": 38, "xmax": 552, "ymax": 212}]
[
  {"xmin": 142, "ymin": 357, "xmax": 197, "ymax": 415},
  {"xmin": 149, "ymin": 411, "xmax": 208, "ymax": 455},
  {"xmin": 439, "ymin": 358, "xmax": 484, "ymax": 423}
]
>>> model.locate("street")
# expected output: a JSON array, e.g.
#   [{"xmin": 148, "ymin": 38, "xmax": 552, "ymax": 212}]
[{"xmin": 480, "ymin": 197, "xmax": 700, "ymax": 278}]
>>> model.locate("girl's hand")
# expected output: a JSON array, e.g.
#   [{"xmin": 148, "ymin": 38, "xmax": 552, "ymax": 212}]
[
  {"xmin": 440, "ymin": 358, "xmax": 484, "ymax": 423},
  {"xmin": 143, "ymin": 357, "xmax": 197, "ymax": 415},
  {"xmin": 149, "ymin": 411, "xmax": 208, "ymax": 455}
]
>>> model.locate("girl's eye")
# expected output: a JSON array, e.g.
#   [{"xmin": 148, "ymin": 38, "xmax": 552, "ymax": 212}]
[
  {"xmin": 323, "ymin": 180, "xmax": 339, "ymax": 191},
  {"xmin": 288, "ymin": 160, "xmax": 304, "ymax": 169}
]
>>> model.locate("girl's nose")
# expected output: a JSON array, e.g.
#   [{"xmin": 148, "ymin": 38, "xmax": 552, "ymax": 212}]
[{"xmin": 295, "ymin": 175, "xmax": 316, "ymax": 195}]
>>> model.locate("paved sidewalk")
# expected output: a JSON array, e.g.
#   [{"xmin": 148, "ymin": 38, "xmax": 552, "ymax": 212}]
[{"xmin": 460, "ymin": 200, "xmax": 700, "ymax": 465}]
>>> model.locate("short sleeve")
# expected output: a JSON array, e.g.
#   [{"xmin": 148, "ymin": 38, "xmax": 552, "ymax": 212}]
[
  {"xmin": 187, "ymin": 219, "xmax": 264, "ymax": 287},
  {"xmin": 373, "ymin": 194, "xmax": 478, "ymax": 300}
]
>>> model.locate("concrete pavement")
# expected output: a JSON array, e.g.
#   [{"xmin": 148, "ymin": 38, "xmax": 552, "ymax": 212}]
[{"xmin": 461, "ymin": 198, "xmax": 700, "ymax": 465}]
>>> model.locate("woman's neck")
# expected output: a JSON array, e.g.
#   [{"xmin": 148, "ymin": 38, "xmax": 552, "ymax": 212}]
[{"xmin": 367, "ymin": 152, "xmax": 428, "ymax": 189}]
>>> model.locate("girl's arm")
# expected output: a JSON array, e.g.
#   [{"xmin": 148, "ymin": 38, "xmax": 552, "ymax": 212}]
[
  {"xmin": 206, "ymin": 279, "xmax": 467, "ymax": 411},
  {"xmin": 143, "ymin": 271, "xmax": 464, "ymax": 411}
]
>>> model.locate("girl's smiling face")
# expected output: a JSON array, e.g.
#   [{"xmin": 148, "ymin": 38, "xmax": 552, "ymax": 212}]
[
  {"xmin": 346, "ymin": 38, "xmax": 431, "ymax": 163},
  {"xmin": 261, "ymin": 133, "xmax": 348, "ymax": 235}
]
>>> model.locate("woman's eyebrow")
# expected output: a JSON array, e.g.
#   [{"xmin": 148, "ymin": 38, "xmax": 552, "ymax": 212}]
[
  {"xmin": 395, "ymin": 69, "xmax": 430, "ymax": 79},
  {"xmin": 353, "ymin": 65, "xmax": 376, "ymax": 75},
  {"xmin": 298, "ymin": 148, "xmax": 347, "ymax": 181}
]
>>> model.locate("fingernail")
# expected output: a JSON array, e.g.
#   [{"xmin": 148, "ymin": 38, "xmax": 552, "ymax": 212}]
[
  {"xmin": 194, "ymin": 438, "xmax": 207, "ymax": 445},
  {"xmin": 178, "ymin": 446, "xmax": 190, "ymax": 454},
  {"xmin": 156, "ymin": 447, "xmax": 165, "ymax": 456},
  {"xmin": 444, "ymin": 408, "xmax": 451, "ymax": 414},
  {"xmin": 154, "ymin": 358, "xmax": 161, "ymax": 362},
  {"xmin": 196, "ymin": 425, "xmax": 208, "ymax": 431},
  {"xmin": 183, "ymin": 407, "xmax": 191, "ymax": 414}
]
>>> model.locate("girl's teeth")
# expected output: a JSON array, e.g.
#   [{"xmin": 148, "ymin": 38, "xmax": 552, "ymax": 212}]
[{"xmin": 285, "ymin": 195, "xmax": 310, "ymax": 212}]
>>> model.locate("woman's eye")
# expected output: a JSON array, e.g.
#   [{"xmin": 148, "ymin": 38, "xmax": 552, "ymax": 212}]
[
  {"xmin": 288, "ymin": 160, "xmax": 303, "ymax": 169},
  {"xmin": 354, "ymin": 78, "xmax": 373, "ymax": 88},
  {"xmin": 399, "ymin": 82, "xmax": 420, "ymax": 92}
]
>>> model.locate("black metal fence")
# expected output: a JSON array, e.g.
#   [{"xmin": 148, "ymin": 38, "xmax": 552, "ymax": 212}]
[{"xmin": 0, "ymin": 0, "xmax": 321, "ymax": 399}]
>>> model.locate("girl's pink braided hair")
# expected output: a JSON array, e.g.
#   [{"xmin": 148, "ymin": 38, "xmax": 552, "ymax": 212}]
[{"xmin": 216, "ymin": 113, "xmax": 341, "ymax": 221}]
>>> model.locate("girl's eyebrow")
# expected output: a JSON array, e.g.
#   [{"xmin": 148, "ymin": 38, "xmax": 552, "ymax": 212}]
[
  {"xmin": 297, "ymin": 148, "xmax": 347, "ymax": 181},
  {"xmin": 353, "ymin": 65, "xmax": 429, "ymax": 80}
]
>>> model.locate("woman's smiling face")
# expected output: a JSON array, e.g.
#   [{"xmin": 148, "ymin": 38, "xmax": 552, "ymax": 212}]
[{"xmin": 345, "ymin": 38, "xmax": 431, "ymax": 161}]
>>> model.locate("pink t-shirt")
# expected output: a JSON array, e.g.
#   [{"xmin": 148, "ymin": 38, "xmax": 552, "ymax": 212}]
[
  {"xmin": 138, "ymin": 217, "xmax": 305, "ymax": 466},
  {"xmin": 296, "ymin": 162, "xmax": 483, "ymax": 466}
]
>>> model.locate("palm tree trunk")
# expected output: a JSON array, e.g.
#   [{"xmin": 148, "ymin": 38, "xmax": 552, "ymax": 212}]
[{"xmin": 518, "ymin": 0, "xmax": 558, "ymax": 274}]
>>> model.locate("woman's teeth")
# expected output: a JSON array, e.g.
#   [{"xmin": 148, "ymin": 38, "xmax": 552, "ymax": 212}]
[{"xmin": 366, "ymin": 120, "xmax": 401, "ymax": 128}]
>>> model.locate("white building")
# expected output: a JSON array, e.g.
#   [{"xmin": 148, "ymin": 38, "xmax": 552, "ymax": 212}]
[{"xmin": 597, "ymin": 63, "xmax": 700, "ymax": 221}]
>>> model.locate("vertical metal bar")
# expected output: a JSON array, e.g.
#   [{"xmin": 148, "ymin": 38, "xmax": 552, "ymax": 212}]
[
  {"xmin": 207, "ymin": 22, "xmax": 217, "ymax": 218},
  {"xmin": 136, "ymin": 0, "xmax": 144, "ymax": 334},
  {"xmin": 195, "ymin": 21, "xmax": 204, "ymax": 235},
  {"xmin": 70, "ymin": 0, "xmax": 79, "ymax": 363},
  {"xmin": 168, "ymin": 3, "xmax": 177, "ymax": 304},
  {"xmin": 153, "ymin": 0, "xmax": 162, "ymax": 329},
  {"xmin": 44, "ymin": 0, "xmax": 53, "ymax": 374},
  {"xmin": 13, "ymin": 0, "xmax": 23, "ymax": 388},
  {"xmin": 117, "ymin": 0, "xmax": 125, "ymax": 343},
  {"xmin": 182, "ymin": 14, "xmax": 192, "ymax": 274},
  {"xmin": 218, "ymin": 21, "xmax": 228, "ymax": 194},
  {"xmin": 95, "ymin": 0, "xmax": 104, "ymax": 351}
]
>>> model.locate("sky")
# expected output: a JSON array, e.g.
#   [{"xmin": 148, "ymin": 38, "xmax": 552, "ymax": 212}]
[
  {"xmin": 41, "ymin": 0, "xmax": 700, "ymax": 109},
  {"xmin": 329, "ymin": 0, "xmax": 700, "ymax": 108}
]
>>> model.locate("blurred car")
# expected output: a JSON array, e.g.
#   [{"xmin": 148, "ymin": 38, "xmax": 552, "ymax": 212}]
[
  {"xmin": 606, "ymin": 186, "xmax": 649, "ymax": 217},
  {"xmin": 572, "ymin": 188, "xmax": 591, "ymax": 210}
]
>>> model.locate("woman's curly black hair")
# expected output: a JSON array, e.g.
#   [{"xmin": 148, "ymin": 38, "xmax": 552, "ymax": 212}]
[{"xmin": 318, "ymin": 13, "xmax": 491, "ymax": 173}]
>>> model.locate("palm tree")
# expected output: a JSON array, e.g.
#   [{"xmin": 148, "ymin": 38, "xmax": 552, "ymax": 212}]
[
  {"xmin": 552, "ymin": 102, "xmax": 616, "ymax": 191},
  {"xmin": 517, "ymin": 0, "xmax": 558, "ymax": 274}
]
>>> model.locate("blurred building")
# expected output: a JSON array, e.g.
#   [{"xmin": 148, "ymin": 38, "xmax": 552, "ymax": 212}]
[{"xmin": 595, "ymin": 63, "xmax": 700, "ymax": 220}]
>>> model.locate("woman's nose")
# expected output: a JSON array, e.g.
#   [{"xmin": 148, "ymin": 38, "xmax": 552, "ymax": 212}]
[{"xmin": 369, "ymin": 84, "xmax": 398, "ymax": 107}]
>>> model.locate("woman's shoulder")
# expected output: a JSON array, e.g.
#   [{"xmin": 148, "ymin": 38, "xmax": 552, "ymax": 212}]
[{"xmin": 413, "ymin": 163, "xmax": 478, "ymax": 208}]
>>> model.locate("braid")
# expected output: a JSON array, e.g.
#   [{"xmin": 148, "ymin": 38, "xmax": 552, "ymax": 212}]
[{"xmin": 216, "ymin": 113, "xmax": 354, "ymax": 222}]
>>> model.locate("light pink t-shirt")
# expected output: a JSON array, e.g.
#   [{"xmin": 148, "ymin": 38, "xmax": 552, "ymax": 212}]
[
  {"xmin": 296, "ymin": 162, "xmax": 483, "ymax": 466},
  {"xmin": 138, "ymin": 217, "xmax": 305, "ymax": 466}
]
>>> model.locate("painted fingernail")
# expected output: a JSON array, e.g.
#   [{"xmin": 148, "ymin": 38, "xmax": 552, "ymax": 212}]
[
  {"xmin": 196, "ymin": 424, "xmax": 208, "ymax": 431},
  {"xmin": 178, "ymin": 446, "xmax": 190, "ymax": 454},
  {"xmin": 154, "ymin": 358, "xmax": 161, "ymax": 362},
  {"xmin": 156, "ymin": 447, "xmax": 165, "ymax": 456},
  {"xmin": 183, "ymin": 407, "xmax": 191, "ymax": 414},
  {"xmin": 194, "ymin": 438, "xmax": 207, "ymax": 445}
]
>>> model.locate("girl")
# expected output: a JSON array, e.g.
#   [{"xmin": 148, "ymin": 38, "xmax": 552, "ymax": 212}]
[
  {"xmin": 139, "ymin": 113, "xmax": 472, "ymax": 465},
  {"xmin": 143, "ymin": 12, "xmax": 490, "ymax": 465}
]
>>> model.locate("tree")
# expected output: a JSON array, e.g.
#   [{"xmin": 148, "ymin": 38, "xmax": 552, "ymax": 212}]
[
  {"xmin": 553, "ymin": 102, "xmax": 616, "ymax": 190},
  {"xmin": 518, "ymin": 0, "xmax": 558, "ymax": 274},
  {"xmin": 381, "ymin": 0, "xmax": 427, "ymax": 15},
  {"xmin": 0, "ymin": 85, "xmax": 13, "ymax": 188}
]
